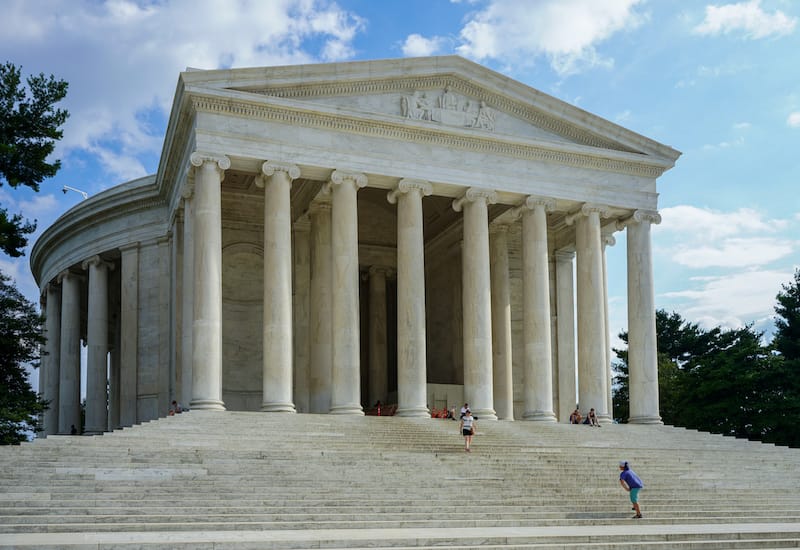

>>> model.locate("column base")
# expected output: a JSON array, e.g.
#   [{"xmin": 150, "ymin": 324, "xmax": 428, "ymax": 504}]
[
  {"xmin": 82, "ymin": 430, "xmax": 106, "ymax": 436},
  {"xmin": 261, "ymin": 402, "xmax": 297, "ymax": 413},
  {"xmin": 189, "ymin": 399, "xmax": 226, "ymax": 411},
  {"xmin": 628, "ymin": 415, "xmax": 663, "ymax": 425},
  {"xmin": 329, "ymin": 404, "xmax": 365, "ymax": 415},
  {"xmin": 395, "ymin": 406, "xmax": 430, "ymax": 418},
  {"xmin": 522, "ymin": 410, "xmax": 557, "ymax": 422},
  {"xmin": 598, "ymin": 414, "xmax": 614, "ymax": 425},
  {"xmin": 471, "ymin": 408, "xmax": 497, "ymax": 421}
]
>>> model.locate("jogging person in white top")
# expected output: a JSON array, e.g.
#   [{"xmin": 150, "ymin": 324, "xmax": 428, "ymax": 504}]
[{"xmin": 460, "ymin": 409, "xmax": 476, "ymax": 452}]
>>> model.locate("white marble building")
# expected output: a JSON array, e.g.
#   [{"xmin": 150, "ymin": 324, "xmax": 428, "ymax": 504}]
[{"xmin": 30, "ymin": 56, "xmax": 680, "ymax": 435}]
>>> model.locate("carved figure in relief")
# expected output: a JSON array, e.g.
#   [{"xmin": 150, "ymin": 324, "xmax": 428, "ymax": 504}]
[
  {"xmin": 473, "ymin": 100, "xmax": 495, "ymax": 130},
  {"xmin": 401, "ymin": 91, "xmax": 432, "ymax": 121},
  {"xmin": 439, "ymin": 85, "xmax": 459, "ymax": 111},
  {"xmin": 400, "ymin": 87, "xmax": 495, "ymax": 131}
]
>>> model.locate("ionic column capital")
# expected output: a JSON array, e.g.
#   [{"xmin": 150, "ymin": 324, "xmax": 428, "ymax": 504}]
[
  {"xmin": 387, "ymin": 178, "xmax": 432, "ymax": 204},
  {"xmin": 524, "ymin": 195, "xmax": 556, "ymax": 212},
  {"xmin": 189, "ymin": 152, "xmax": 231, "ymax": 171},
  {"xmin": 257, "ymin": 161, "xmax": 301, "ymax": 186},
  {"xmin": 368, "ymin": 265, "xmax": 394, "ymax": 278},
  {"xmin": 616, "ymin": 209, "xmax": 661, "ymax": 230},
  {"xmin": 81, "ymin": 255, "xmax": 115, "ymax": 272},
  {"xmin": 180, "ymin": 182, "xmax": 195, "ymax": 200},
  {"xmin": 329, "ymin": 170, "xmax": 368, "ymax": 189},
  {"xmin": 554, "ymin": 249, "xmax": 575, "ymax": 262},
  {"xmin": 56, "ymin": 269, "xmax": 84, "ymax": 284},
  {"xmin": 564, "ymin": 202, "xmax": 612, "ymax": 226},
  {"xmin": 452, "ymin": 187, "xmax": 497, "ymax": 212},
  {"xmin": 489, "ymin": 221, "xmax": 511, "ymax": 236}
]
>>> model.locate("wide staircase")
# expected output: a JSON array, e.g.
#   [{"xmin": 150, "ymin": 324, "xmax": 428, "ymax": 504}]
[{"xmin": 2, "ymin": 411, "xmax": 800, "ymax": 548}]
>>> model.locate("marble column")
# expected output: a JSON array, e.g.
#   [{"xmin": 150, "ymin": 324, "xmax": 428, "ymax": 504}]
[
  {"xmin": 188, "ymin": 151, "xmax": 229, "ymax": 411},
  {"xmin": 308, "ymin": 196, "xmax": 333, "ymax": 414},
  {"xmin": 119, "ymin": 243, "xmax": 139, "ymax": 427},
  {"xmin": 555, "ymin": 250, "xmax": 576, "ymax": 423},
  {"xmin": 601, "ymin": 229, "xmax": 616, "ymax": 423},
  {"xmin": 368, "ymin": 266, "xmax": 388, "ymax": 408},
  {"xmin": 258, "ymin": 161, "xmax": 300, "ymax": 413},
  {"xmin": 83, "ymin": 256, "xmax": 113, "ymax": 434},
  {"xmin": 57, "ymin": 270, "xmax": 81, "ymax": 435},
  {"xmin": 624, "ymin": 210, "xmax": 663, "ymax": 424},
  {"xmin": 489, "ymin": 223, "xmax": 513, "ymax": 420},
  {"xmin": 109, "ymin": 311, "xmax": 121, "ymax": 429},
  {"xmin": 389, "ymin": 179, "xmax": 431, "ymax": 418},
  {"xmin": 329, "ymin": 170, "xmax": 367, "ymax": 415},
  {"xmin": 521, "ymin": 197, "xmax": 557, "ymax": 421},
  {"xmin": 43, "ymin": 283, "xmax": 61, "ymax": 436},
  {"xmin": 453, "ymin": 188, "xmax": 497, "ymax": 421},
  {"xmin": 293, "ymin": 217, "xmax": 311, "ymax": 413},
  {"xmin": 180, "ymin": 186, "xmax": 194, "ymax": 409},
  {"xmin": 570, "ymin": 204, "xmax": 609, "ymax": 419}
]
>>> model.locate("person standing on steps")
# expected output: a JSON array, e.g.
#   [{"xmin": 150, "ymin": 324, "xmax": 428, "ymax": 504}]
[
  {"xmin": 619, "ymin": 460, "xmax": 644, "ymax": 518},
  {"xmin": 460, "ymin": 409, "xmax": 476, "ymax": 452}
]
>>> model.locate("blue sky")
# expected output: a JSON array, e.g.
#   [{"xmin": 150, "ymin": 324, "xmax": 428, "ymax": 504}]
[{"xmin": 1, "ymin": 0, "xmax": 798, "ymax": 372}]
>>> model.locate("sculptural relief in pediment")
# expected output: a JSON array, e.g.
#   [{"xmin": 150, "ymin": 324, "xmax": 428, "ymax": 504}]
[{"xmin": 400, "ymin": 86, "xmax": 495, "ymax": 131}]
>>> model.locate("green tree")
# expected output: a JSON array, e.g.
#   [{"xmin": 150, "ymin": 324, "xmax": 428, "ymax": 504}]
[
  {"xmin": 0, "ymin": 61, "xmax": 69, "ymax": 257},
  {"xmin": 774, "ymin": 269, "xmax": 800, "ymax": 361},
  {"xmin": 613, "ymin": 309, "xmax": 712, "ymax": 424},
  {"xmin": 614, "ymin": 305, "xmax": 800, "ymax": 448},
  {"xmin": 763, "ymin": 268, "xmax": 800, "ymax": 447},
  {"xmin": 0, "ymin": 272, "xmax": 46, "ymax": 444}
]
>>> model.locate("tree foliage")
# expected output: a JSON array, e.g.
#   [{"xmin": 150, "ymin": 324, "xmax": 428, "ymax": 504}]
[
  {"xmin": 0, "ymin": 61, "xmax": 69, "ymax": 257},
  {"xmin": 0, "ymin": 272, "xmax": 46, "ymax": 444},
  {"xmin": 613, "ymin": 296, "xmax": 800, "ymax": 448}
]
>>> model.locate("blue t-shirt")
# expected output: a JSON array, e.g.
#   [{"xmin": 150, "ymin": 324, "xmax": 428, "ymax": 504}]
[{"xmin": 620, "ymin": 469, "xmax": 643, "ymax": 489}]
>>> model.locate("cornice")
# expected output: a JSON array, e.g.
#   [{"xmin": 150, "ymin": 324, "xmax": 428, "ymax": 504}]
[
  {"xmin": 189, "ymin": 94, "xmax": 669, "ymax": 179},
  {"xmin": 239, "ymin": 75, "xmax": 633, "ymax": 153},
  {"xmin": 30, "ymin": 179, "xmax": 167, "ymax": 286}
]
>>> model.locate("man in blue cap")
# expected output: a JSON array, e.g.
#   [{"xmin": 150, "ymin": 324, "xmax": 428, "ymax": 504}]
[{"xmin": 619, "ymin": 460, "xmax": 644, "ymax": 518}]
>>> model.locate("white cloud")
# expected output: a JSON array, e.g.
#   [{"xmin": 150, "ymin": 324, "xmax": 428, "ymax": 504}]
[
  {"xmin": 454, "ymin": 0, "xmax": 645, "ymax": 75},
  {"xmin": 693, "ymin": 0, "xmax": 797, "ymax": 39},
  {"xmin": 401, "ymin": 34, "xmax": 447, "ymax": 57},
  {"xmin": 671, "ymin": 237, "xmax": 794, "ymax": 268},
  {"xmin": 658, "ymin": 205, "xmax": 788, "ymax": 239},
  {"xmin": 788, "ymin": 112, "xmax": 800, "ymax": 127},
  {"xmin": 0, "ymin": 0, "xmax": 365, "ymax": 188},
  {"xmin": 662, "ymin": 269, "xmax": 791, "ymax": 331}
]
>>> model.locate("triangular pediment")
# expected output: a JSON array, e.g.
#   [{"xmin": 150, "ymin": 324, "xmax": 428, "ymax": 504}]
[{"xmin": 179, "ymin": 56, "xmax": 679, "ymax": 163}]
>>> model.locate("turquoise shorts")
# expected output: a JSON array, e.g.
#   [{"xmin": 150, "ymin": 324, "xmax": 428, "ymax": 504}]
[{"xmin": 629, "ymin": 488, "xmax": 641, "ymax": 503}]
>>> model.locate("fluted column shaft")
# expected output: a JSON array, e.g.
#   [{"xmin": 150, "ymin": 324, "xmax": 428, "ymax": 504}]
[
  {"xmin": 329, "ymin": 170, "xmax": 367, "ymax": 415},
  {"xmin": 58, "ymin": 271, "xmax": 81, "ymax": 434},
  {"xmin": 43, "ymin": 283, "xmax": 61, "ymax": 436},
  {"xmin": 259, "ymin": 162, "xmax": 300, "ymax": 413},
  {"xmin": 83, "ymin": 256, "xmax": 112, "ymax": 434},
  {"xmin": 490, "ymin": 223, "xmax": 513, "ymax": 420},
  {"xmin": 522, "ymin": 198, "xmax": 556, "ymax": 421},
  {"xmin": 574, "ymin": 205, "xmax": 609, "ymax": 418},
  {"xmin": 189, "ymin": 152, "xmax": 229, "ymax": 411},
  {"xmin": 555, "ymin": 250, "xmax": 576, "ymax": 422},
  {"xmin": 390, "ymin": 179, "xmax": 431, "ymax": 417},
  {"xmin": 309, "ymin": 198, "xmax": 333, "ymax": 413},
  {"xmin": 180, "ymin": 186, "xmax": 194, "ymax": 408},
  {"xmin": 293, "ymin": 218, "xmax": 311, "ymax": 413},
  {"xmin": 602, "ymin": 231, "xmax": 616, "ymax": 423},
  {"xmin": 625, "ymin": 210, "xmax": 663, "ymax": 424},
  {"xmin": 454, "ymin": 188, "xmax": 497, "ymax": 420},
  {"xmin": 368, "ymin": 266, "xmax": 388, "ymax": 407}
]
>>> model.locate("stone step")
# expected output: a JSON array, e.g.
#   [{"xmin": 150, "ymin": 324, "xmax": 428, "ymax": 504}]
[{"xmin": 2, "ymin": 524, "xmax": 800, "ymax": 549}]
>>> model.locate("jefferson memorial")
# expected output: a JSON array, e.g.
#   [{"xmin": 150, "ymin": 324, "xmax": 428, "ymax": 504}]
[{"xmin": 30, "ymin": 56, "xmax": 680, "ymax": 435}]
